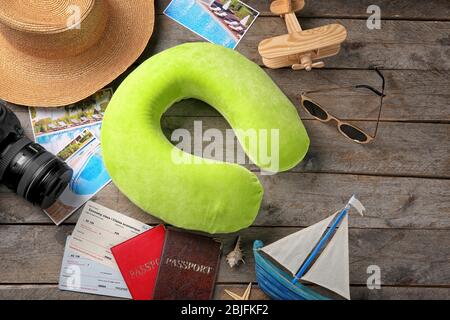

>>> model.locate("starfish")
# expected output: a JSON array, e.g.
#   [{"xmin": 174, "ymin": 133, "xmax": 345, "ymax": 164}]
[{"xmin": 224, "ymin": 283, "xmax": 252, "ymax": 300}]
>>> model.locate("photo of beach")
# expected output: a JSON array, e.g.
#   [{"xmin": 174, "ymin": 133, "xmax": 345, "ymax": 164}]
[{"xmin": 164, "ymin": 0, "xmax": 259, "ymax": 49}]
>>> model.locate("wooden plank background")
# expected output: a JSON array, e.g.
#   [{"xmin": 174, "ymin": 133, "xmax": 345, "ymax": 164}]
[{"xmin": 0, "ymin": 0, "xmax": 449, "ymax": 300}]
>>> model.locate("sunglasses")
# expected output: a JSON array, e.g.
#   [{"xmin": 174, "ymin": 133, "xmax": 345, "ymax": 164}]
[{"xmin": 300, "ymin": 68, "xmax": 386, "ymax": 144}]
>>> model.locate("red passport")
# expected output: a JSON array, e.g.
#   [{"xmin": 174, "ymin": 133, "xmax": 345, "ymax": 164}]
[{"xmin": 111, "ymin": 225, "xmax": 166, "ymax": 300}]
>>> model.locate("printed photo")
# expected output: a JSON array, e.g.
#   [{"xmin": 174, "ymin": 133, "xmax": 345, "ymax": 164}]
[
  {"xmin": 29, "ymin": 88, "xmax": 113, "ymax": 154},
  {"xmin": 164, "ymin": 0, "xmax": 259, "ymax": 49},
  {"xmin": 57, "ymin": 129, "xmax": 96, "ymax": 162},
  {"xmin": 45, "ymin": 129, "xmax": 111, "ymax": 225},
  {"xmin": 28, "ymin": 88, "xmax": 113, "ymax": 224}
]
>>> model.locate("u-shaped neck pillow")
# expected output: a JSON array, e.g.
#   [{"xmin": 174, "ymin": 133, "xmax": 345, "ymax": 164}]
[{"xmin": 102, "ymin": 43, "xmax": 309, "ymax": 234}]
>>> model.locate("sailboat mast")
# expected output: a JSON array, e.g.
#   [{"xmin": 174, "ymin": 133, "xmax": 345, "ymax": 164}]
[{"xmin": 292, "ymin": 206, "xmax": 350, "ymax": 284}]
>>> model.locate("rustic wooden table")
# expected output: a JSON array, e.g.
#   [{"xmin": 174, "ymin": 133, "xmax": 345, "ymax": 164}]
[{"xmin": 1, "ymin": 0, "xmax": 449, "ymax": 300}]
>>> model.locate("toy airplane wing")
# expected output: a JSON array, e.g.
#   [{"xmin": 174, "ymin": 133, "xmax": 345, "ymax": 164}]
[
  {"xmin": 258, "ymin": 24, "xmax": 347, "ymax": 59},
  {"xmin": 261, "ymin": 45, "xmax": 342, "ymax": 70}
]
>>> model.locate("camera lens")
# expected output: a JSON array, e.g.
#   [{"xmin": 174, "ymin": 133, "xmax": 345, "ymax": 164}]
[
  {"xmin": 0, "ymin": 103, "xmax": 73, "ymax": 209},
  {"xmin": 0, "ymin": 137, "xmax": 73, "ymax": 209}
]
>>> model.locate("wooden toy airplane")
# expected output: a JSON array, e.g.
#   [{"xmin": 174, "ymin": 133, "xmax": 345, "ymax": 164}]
[{"xmin": 258, "ymin": 0, "xmax": 347, "ymax": 71}]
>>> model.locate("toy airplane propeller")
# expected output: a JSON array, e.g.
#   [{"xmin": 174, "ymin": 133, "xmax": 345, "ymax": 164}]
[{"xmin": 258, "ymin": 0, "xmax": 348, "ymax": 71}]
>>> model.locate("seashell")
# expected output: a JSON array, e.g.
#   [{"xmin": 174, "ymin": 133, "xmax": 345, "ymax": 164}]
[{"xmin": 226, "ymin": 236, "xmax": 245, "ymax": 268}]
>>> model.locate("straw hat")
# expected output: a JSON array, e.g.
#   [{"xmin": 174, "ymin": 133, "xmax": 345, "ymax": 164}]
[{"xmin": 0, "ymin": 0, "xmax": 155, "ymax": 107}]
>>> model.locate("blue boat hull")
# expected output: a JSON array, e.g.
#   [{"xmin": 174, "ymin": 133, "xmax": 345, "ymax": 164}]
[{"xmin": 253, "ymin": 240, "xmax": 330, "ymax": 300}]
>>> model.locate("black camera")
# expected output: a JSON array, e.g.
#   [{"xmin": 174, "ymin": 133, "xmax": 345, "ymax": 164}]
[{"xmin": 0, "ymin": 102, "xmax": 73, "ymax": 209}]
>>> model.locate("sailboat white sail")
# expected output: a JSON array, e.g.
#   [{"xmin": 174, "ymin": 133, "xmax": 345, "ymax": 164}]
[
  {"xmin": 301, "ymin": 215, "xmax": 350, "ymax": 300},
  {"xmin": 261, "ymin": 212, "xmax": 338, "ymax": 276},
  {"xmin": 259, "ymin": 196, "xmax": 365, "ymax": 300}
]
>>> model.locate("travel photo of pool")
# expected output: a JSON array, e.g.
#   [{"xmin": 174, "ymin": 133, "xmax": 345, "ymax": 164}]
[
  {"xmin": 164, "ymin": 0, "xmax": 259, "ymax": 49},
  {"xmin": 44, "ymin": 129, "xmax": 111, "ymax": 225},
  {"xmin": 28, "ymin": 88, "xmax": 113, "ymax": 224}
]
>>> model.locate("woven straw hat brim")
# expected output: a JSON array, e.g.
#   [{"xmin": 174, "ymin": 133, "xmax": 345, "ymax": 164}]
[{"xmin": 0, "ymin": 0, "xmax": 154, "ymax": 107}]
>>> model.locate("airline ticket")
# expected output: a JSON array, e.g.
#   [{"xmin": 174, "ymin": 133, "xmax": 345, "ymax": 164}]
[
  {"xmin": 68, "ymin": 201, "xmax": 151, "ymax": 269},
  {"xmin": 59, "ymin": 236, "xmax": 132, "ymax": 299}
]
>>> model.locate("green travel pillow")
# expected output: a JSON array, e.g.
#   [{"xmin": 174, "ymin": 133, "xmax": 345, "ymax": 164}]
[{"xmin": 102, "ymin": 43, "xmax": 309, "ymax": 234}]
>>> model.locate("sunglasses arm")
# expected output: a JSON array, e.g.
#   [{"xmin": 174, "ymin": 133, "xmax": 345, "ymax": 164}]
[
  {"xmin": 371, "ymin": 69, "xmax": 386, "ymax": 138},
  {"xmin": 372, "ymin": 94, "xmax": 385, "ymax": 139},
  {"xmin": 301, "ymin": 85, "xmax": 356, "ymax": 96},
  {"xmin": 302, "ymin": 68, "xmax": 386, "ymax": 97},
  {"xmin": 302, "ymin": 84, "xmax": 384, "ymax": 97}
]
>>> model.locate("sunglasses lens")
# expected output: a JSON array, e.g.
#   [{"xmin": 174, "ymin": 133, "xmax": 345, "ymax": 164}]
[
  {"xmin": 303, "ymin": 100, "xmax": 328, "ymax": 120},
  {"xmin": 340, "ymin": 124, "xmax": 368, "ymax": 142}
]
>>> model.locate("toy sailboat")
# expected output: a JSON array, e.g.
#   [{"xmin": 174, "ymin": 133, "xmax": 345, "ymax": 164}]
[{"xmin": 254, "ymin": 196, "xmax": 365, "ymax": 300}]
